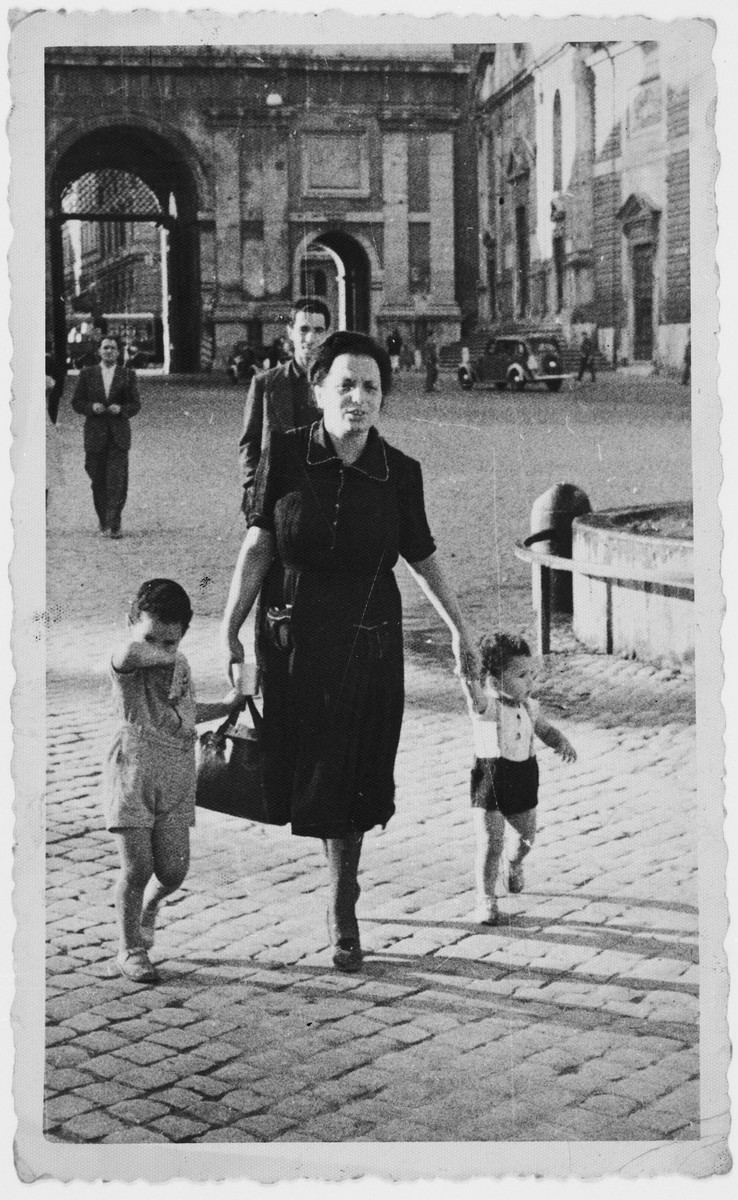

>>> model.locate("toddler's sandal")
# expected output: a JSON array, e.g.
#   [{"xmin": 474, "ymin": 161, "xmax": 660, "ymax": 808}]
[{"xmin": 117, "ymin": 947, "xmax": 159, "ymax": 983}]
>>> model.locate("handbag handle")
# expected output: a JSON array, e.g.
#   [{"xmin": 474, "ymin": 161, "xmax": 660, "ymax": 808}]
[{"xmin": 211, "ymin": 695, "xmax": 263, "ymax": 742}]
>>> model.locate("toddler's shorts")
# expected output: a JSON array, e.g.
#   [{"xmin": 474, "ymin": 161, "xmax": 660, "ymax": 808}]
[
  {"xmin": 470, "ymin": 755, "xmax": 538, "ymax": 815},
  {"xmin": 105, "ymin": 727, "xmax": 196, "ymax": 832}
]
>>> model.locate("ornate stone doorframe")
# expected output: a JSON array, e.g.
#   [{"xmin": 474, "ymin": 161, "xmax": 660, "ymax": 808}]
[{"xmin": 617, "ymin": 192, "xmax": 661, "ymax": 363}]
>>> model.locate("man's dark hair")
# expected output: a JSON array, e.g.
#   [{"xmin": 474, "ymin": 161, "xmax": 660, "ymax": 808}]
[
  {"xmin": 129, "ymin": 578, "xmax": 193, "ymax": 634},
  {"xmin": 289, "ymin": 298, "xmax": 331, "ymax": 329},
  {"xmin": 479, "ymin": 632, "xmax": 531, "ymax": 684},
  {"xmin": 309, "ymin": 330, "xmax": 393, "ymax": 398},
  {"xmin": 101, "ymin": 334, "xmax": 120, "ymax": 348}
]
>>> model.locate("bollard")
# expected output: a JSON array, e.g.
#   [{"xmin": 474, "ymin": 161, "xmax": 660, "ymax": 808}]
[{"xmin": 530, "ymin": 483, "xmax": 592, "ymax": 614}]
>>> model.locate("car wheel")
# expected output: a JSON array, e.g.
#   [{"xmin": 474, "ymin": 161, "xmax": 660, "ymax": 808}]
[
  {"xmin": 546, "ymin": 380, "xmax": 562, "ymax": 392},
  {"xmin": 495, "ymin": 381, "xmax": 507, "ymax": 391},
  {"xmin": 508, "ymin": 369, "xmax": 525, "ymax": 392}
]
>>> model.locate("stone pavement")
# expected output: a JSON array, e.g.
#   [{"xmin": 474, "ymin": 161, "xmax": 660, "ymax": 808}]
[
  {"xmin": 45, "ymin": 617, "xmax": 698, "ymax": 1145},
  {"xmin": 41, "ymin": 374, "xmax": 699, "ymax": 1148}
]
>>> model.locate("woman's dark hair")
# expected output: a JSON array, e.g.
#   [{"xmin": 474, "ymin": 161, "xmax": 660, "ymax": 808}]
[
  {"xmin": 129, "ymin": 578, "xmax": 193, "ymax": 634},
  {"xmin": 309, "ymin": 331, "xmax": 393, "ymax": 398},
  {"xmin": 479, "ymin": 632, "xmax": 531, "ymax": 684}
]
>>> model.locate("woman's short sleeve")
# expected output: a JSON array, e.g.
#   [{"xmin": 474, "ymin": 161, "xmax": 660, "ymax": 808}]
[
  {"xmin": 397, "ymin": 455, "xmax": 437, "ymax": 564},
  {"xmin": 247, "ymin": 432, "xmax": 285, "ymax": 531}
]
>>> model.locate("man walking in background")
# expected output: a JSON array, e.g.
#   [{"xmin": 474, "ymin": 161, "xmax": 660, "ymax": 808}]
[
  {"xmin": 71, "ymin": 334, "xmax": 141, "ymax": 539},
  {"xmin": 424, "ymin": 331, "xmax": 439, "ymax": 393},
  {"xmin": 238, "ymin": 298, "xmax": 331, "ymax": 515},
  {"xmin": 577, "ymin": 330, "xmax": 597, "ymax": 383}
]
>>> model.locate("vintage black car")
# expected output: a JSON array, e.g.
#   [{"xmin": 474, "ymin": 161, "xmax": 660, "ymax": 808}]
[{"xmin": 459, "ymin": 333, "xmax": 568, "ymax": 392}]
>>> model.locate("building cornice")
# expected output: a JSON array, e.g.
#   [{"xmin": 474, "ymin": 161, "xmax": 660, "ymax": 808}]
[{"xmin": 45, "ymin": 48, "xmax": 469, "ymax": 76}]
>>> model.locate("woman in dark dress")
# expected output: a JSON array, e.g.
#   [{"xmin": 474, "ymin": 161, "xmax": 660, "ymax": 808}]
[{"xmin": 222, "ymin": 331, "xmax": 478, "ymax": 971}]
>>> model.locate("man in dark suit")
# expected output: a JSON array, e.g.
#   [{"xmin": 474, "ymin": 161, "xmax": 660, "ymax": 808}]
[
  {"xmin": 71, "ymin": 335, "xmax": 141, "ymax": 538},
  {"xmin": 238, "ymin": 298, "xmax": 331, "ymax": 515}
]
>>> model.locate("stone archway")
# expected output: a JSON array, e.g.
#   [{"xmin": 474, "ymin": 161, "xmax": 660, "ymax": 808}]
[
  {"xmin": 48, "ymin": 125, "xmax": 202, "ymax": 373},
  {"xmin": 294, "ymin": 228, "xmax": 375, "ymax": 334}
]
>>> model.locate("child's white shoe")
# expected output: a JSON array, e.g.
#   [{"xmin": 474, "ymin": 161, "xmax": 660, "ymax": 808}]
[
  {"xmin": 472, "ymin": 897, "xmax": 499, "ymax": 925},
  {"xmin": 117, "ymin": 947, "xmax": 158, "ymax": 983}
]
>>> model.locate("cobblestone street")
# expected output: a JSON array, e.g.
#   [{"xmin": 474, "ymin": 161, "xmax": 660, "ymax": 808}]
[{"xmin": 41, "ymin": 372, "xmax": 702, "ymax": 1151}]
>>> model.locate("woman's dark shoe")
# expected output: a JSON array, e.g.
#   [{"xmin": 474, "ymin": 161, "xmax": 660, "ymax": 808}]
[{"xmin": 332, "ymin": 937, "xmax": 363, "ymax": 973}]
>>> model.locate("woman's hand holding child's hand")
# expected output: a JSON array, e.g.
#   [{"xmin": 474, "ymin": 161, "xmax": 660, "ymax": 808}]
[{"xmin": 222, "ymin": 686, "xmax": 245, "ymax": 710}]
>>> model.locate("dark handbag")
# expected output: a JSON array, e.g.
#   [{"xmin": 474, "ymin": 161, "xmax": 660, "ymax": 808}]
[
  {"xmin": 195, "ymin": 697, "xmax": 286, "ymax": 824},
  {"xmin": 265, "ymin": 603, "xmax": 294, "ymax": 652}
]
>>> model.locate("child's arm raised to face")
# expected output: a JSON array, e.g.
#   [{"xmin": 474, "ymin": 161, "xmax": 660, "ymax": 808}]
[
  {"xmin": 112, "ymin": 638, "xmax": 178, "ymax": 673},
  {"xmin": 534, "ymin": 714, "xmax": 577, "ymax": 762}
]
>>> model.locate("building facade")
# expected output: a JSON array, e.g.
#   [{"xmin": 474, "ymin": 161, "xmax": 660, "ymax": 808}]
[
  {"xmin": 473, "ymin": 36, "xmax": 691, "ymax": 373},
  {"xmin": 46, "ymin": 46, "xmax": 479, "ymax": 372}
]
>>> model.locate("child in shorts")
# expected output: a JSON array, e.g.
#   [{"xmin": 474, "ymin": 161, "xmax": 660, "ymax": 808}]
[
  {"xmin": 106, "ymin": 578, "xmax": 241, "ymax": 982},
  {"xmin": 461, "ymin": 632, "xmax": 576, "ymax": 925}
]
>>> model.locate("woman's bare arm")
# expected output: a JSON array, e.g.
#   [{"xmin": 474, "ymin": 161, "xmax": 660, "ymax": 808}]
[
  {"xmin": 404, "ymin": 552, "xmax": 479, "ymax": 681},
  {"xmin": 221, "ymin": 526, "xmax": 275, "ymax": 677}
]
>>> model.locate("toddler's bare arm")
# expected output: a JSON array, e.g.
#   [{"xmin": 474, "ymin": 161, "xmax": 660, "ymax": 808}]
[
  {"xmin": 534, "ymin": 715, "xmax": 577, "ymax": 762},
  {"xmin": 459, "ymin": 675, "xmax": 487, "ymax": 715}
]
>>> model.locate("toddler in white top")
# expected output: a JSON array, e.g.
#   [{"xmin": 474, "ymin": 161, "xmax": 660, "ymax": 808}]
[{"xmin": 461, "ymin": 632, "xmax": 576, "ymax": 925}]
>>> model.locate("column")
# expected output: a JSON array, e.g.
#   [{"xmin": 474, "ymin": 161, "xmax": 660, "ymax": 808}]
[
  {"xmin": 262, "ymin": 122, "xmax": 291, "ymax": 298},
  {"xmin": 428, "ymin": 131, "xmax": 457, "ymax": 308},
  {"xmin": 381, "ymin": 132, "xmax": 410, "ymax": 306},
  {"xmin": 212, "ymin": 122, "xmax": 243, "ymax": 302}
]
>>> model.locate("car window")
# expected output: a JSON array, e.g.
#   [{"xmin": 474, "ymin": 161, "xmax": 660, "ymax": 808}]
[{"xmin": 530, "ymin": 339, "xmax": 559, "ymax": 354}]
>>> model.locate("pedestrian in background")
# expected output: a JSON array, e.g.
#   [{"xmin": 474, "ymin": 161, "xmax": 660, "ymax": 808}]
[
  {"xmin": 577, "ymin": 331, "xmax": 597, "ymax": 382},
  {"xmin": 424, "ymin": 332, "xmax": 439, "ymax": 392},
  {"xmin": 71, "ymin": 334, "xmax": 141, "ymax": 539},
  {"xmin": 106, "ymin": 579, "xmax": 240, "ymax": 983},
  {"xmin": 386, "ymin": 328, "xmax": 403, "ymax": 375},
  {"xmin": 460, "ymin": 632, "xmax": 576, "ymax": 925},
  {"xmin": 238, "ymin": 298, "xmax": 331, "ymax": 516},
  {"xmin": 682, "ymin": 329, "xmax": 691, "ymax": 386},
  {"xmin": 46, "ymin": 373, "xmax": 66, "ymax": 512}
]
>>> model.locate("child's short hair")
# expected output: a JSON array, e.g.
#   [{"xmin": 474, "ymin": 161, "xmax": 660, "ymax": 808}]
[
  {"xmin": 129, "ymin": 579, "xmax": 193, "ymax": 634},
  {"xmin": 479, "ymin": 632, "xmax": 532, "ymax": 683}
]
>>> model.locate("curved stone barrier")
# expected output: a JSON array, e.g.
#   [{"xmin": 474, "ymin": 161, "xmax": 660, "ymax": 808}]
[{"xmin": 572, "ymin": 503, "xmax": 694, "ymax": 665}]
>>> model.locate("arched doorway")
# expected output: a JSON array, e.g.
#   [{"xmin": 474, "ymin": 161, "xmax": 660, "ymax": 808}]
[
  {"xmin": 48, "ymin": 126, "xmax": 201, "ymax": 373},
  {"xmin": 296, "ymin": 228, "xmax": 371, "ymax": 333}
]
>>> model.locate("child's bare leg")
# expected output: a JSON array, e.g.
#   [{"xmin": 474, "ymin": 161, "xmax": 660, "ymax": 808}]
[
  {"xmin": 114, "ymin": 829, "xmax": 155, "ymax": 952},
  {"xmin": 472, "ymin": 808, "xmax": 505, "ymax": 920},
  {"xmin": 141, "ymin": 822, "xmax": 190, "ymax": 942},
  {"xmin": 505, "ymin": 808, "xmax": 537, "ymax": 892}
]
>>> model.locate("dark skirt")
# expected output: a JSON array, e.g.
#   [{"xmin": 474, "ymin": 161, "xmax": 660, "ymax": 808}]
[
  {"xmin": 256, "ymin": 567, "xmax": 405, "ymax": 838},
  {"xmin": 470, "ymin": 756, "xmax": 539, "ymax": 815}
]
